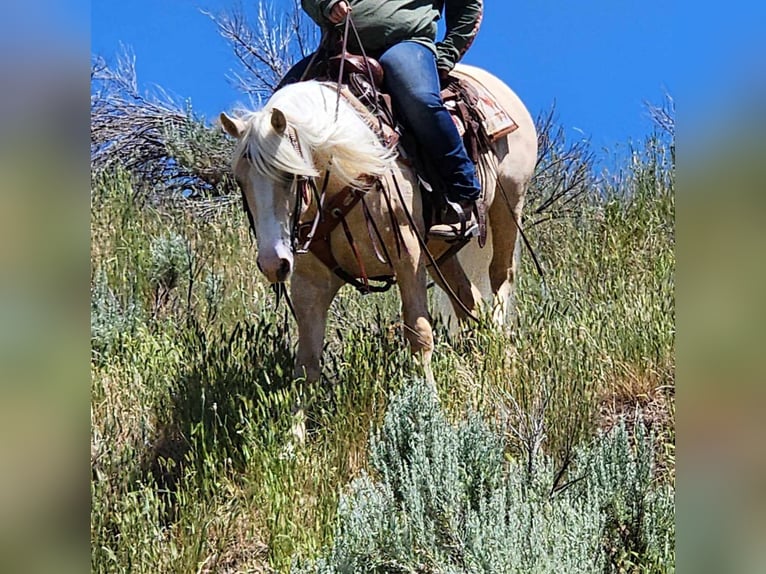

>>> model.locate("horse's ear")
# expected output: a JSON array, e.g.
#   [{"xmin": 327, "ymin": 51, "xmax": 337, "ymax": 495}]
[
  {"xmin": 220, "ymin": 112, "xmax": 245, "ymax": 139},
  {"xmin": 270, "ymin": 108, "xmax": 287, "ymax": 134}
]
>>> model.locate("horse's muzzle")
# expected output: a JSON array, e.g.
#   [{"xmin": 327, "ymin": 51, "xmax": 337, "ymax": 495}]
[
  {"xmin": 257, "ymin": 253, "xmax": 293, "ymax": 283},
  {"xmin": 276, "ymin": 258, "xmax": 291, "ymax": 282}
]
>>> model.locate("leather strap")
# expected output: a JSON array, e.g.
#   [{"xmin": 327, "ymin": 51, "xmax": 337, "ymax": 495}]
[{"xmin": 297, "ymin": 185, "xmax": 396, "ymax": 294}]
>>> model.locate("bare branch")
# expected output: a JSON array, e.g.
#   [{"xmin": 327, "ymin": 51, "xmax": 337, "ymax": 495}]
[
  {"xmin": 501, "ymin": 386, "xmax": 550, "ymax": 479},
  {"xmin": 90, "ymin": 4, "xmax": 318, "ymax": 208},
  {"xmin": 91, "ymin": 47, "xmax": 236, "ymax": 201},
  {"xmin": 204, "ymin": 1, "xmax": 319, "ymax": 99},
  {"xmin": 645, "ymin": 90, "xmax": 675, "ymax": 139},
  {"xmin": 529, "ymin": 103, "xmax": 597, "ymax": 220}
]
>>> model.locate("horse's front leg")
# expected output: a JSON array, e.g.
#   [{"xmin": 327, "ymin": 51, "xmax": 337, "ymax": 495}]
[
  {"xmin": 395, "ymin": 243, "xmax": 435, "ymax": 386},
  {"xmin": 290, "ymin": 265, "xmax": 343, "ymax": 383}
]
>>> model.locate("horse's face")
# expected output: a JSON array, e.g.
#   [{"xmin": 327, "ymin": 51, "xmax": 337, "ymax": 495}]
[
  {"xmin": 238, "ymin": 166, "xmax": 297, "ymax": 283},
  {"xmin": 221, "ymin": 110, "xmax": 303, "ymax": 283}
]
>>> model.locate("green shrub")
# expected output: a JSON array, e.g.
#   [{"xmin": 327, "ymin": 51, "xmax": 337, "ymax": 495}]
[
  {"xmin": 91, "ymin": 267, "xmax": 142, "ymax": 362},
  {"xmin": 148, "ymin": 232, "xmax": 191, "ymax": 292},
  {"xmin": 295, "ymin": 379, "xmax": 674, "ymax": 574}
]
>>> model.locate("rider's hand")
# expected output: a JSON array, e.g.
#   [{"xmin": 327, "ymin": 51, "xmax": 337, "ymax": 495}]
[{"xmin": 328, "ymin": 1, "xmax": 350, "ymax": 24}]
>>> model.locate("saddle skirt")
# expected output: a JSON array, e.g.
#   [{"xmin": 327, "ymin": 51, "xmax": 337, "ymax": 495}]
[{"xmin": 441, "ymin": 72, "xmax": 519, "ymax": 145}]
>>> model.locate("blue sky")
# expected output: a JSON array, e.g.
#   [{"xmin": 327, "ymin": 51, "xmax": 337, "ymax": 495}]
[{"xmin": 91, "ymin": 1, "xmax": 757, "ymax": 158}]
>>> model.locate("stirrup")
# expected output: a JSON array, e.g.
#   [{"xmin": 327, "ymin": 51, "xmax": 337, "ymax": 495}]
[
  {"xmin": 428, "ymin": 200, "xmax": 478, "ymax": 241},
  {"xmin": 428, "ymin": 222, "xmax": 479, "ymax": 242}
]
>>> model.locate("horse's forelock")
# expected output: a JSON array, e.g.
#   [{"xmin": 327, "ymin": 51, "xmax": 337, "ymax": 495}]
[{"xmin": 237, "ymin": 109, "xmax": 318, "ymax": 182}]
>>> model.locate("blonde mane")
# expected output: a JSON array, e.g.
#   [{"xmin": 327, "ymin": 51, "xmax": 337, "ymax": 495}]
[{"xmin": 232, "ymin": 81, "xmax": 395, "ymax": 189}]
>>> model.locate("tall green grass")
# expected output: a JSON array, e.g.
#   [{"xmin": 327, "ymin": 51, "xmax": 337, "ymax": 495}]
[{"xmin": 91, "ymin": 131, "xmax": 674, "ymax": 572}]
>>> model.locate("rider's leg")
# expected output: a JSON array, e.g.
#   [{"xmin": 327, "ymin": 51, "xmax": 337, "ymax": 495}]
[{"xmin": 379, "ymin": 41, "xmax": 480, "ymax": 235}]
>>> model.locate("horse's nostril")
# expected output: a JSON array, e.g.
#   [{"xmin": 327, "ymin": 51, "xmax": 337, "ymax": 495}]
[{"xmin": 276, "ymin": 258, "xmax": 291, "ymax": 281}]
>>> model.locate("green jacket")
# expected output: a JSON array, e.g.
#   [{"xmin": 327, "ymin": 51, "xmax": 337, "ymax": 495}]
[{"xmin": 301, "ymin": 0, "xmax": 483, "ymax": 73}]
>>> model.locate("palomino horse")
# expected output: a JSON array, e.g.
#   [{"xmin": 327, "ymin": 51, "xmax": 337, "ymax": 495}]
[{"xmin": 220, "ymin": 64, "xmax": 537, "ymax": 383}]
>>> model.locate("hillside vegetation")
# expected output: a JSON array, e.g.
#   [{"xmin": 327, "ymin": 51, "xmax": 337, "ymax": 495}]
[{"xmin": 91, "ymin": 110, "xmax": 674, "ymax": 572}]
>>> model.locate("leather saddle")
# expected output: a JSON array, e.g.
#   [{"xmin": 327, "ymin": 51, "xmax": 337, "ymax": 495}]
[{"xmin": 327, "ymin": 53, "xmax": 384, "ymax": 88}]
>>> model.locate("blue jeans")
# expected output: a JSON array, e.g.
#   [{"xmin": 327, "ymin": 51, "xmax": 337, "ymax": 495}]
[{"xmin": 379, "ymin": 41, "xmax": 480, "ymax": 203}]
